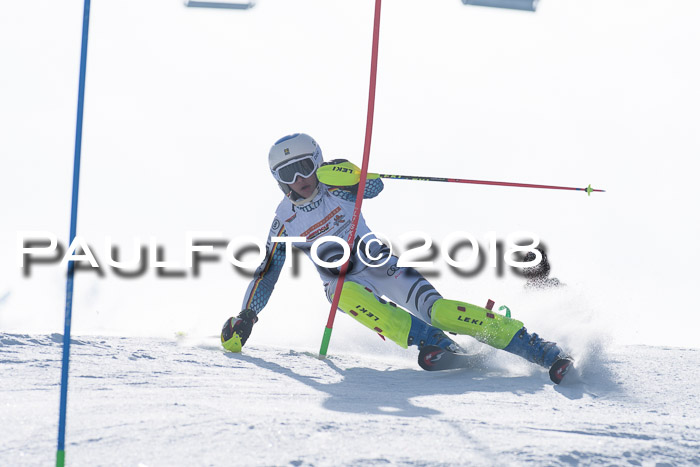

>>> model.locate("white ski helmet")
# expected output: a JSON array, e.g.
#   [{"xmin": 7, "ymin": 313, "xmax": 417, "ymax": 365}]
[{"xmin": 268, "ymin": 133, "xmax": 323, "ymax": 196}]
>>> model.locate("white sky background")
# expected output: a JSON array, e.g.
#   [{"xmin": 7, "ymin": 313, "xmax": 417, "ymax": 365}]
[{"xmin": 1, "ymin": 0, "xmax": 699, "ymax": 349}]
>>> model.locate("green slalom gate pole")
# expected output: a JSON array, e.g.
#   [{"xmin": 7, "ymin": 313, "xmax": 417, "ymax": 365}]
[
  {"xmin": 319, "ymin": 0, "xmax": 382, "ymax": 358},
  {"xmin": 57, "ymin": 0, "xmax": 91, "ymax": 465}
]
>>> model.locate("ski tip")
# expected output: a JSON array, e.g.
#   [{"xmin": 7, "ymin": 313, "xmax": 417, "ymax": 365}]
[
  {"xmin": 418, "ymin": 345, "xmax": 475, "ymax": 371},
  {"xmin": 549, "ymin": 357, "xmax": 574, "ymax": 384},
  {"xmin": 418, "ymin": 346, "xmax": 445, "ymax": 371}
]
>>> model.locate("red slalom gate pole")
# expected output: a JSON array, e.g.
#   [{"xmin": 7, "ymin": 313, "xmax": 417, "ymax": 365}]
[{"xmin": 319, "ymin": 0, "xmax": 382, "ymax": 358}]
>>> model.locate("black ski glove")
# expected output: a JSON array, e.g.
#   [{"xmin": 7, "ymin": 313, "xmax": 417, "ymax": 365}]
[{"xmin": 221, "ymin": 308, "xmax": 258, "ymax": 352}]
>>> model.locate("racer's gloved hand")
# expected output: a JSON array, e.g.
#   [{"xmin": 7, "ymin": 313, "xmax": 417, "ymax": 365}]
[
  {"xmin": 221, "ymin": 308, "xmax": 258, "ymax": 352},
  {"xmin": 317, "ymin": 159, "xmax": 379, "ymax": 186}
]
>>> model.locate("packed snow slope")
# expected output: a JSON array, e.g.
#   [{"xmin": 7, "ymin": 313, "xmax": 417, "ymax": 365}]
[{"xmin": 1, "ymin": 333, "xmax": 698, "ymax": 466}]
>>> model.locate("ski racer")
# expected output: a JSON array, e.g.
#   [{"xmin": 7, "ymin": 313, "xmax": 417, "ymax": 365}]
[{"xmin": 221, "ymin": 133, "xmax": 573, "ymax": 383}]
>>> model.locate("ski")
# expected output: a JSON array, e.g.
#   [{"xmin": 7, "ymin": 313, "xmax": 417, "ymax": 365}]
[
  {"xmin": 419, "ymin": 345, "xmax": 575, "ymax": 385},
  {"xmin": 417, "ymin": 345, "xmax": 477, "ymax": 371},
  {"xmin": 548, "ymin": 357, "xmax": 574, "ymax": 384}
]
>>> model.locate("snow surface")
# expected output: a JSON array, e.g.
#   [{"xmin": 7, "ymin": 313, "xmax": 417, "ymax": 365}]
[{"xmin": 2, "ymin": 333, "xmax": 698, "ymax": 466}]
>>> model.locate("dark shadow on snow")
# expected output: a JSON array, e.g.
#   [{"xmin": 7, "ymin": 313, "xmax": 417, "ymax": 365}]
[{"xmin": 223, "ymin": 351, "xmax": 555, "ymax": 417}]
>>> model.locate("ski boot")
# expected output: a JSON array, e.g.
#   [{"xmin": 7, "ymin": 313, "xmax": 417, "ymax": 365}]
[
  {"xmin": 407, "ymin": 314, "xmax": 459, "ymax": 352},
  {"xmin": 503, "ymin": 327, "xmax": 573, "ymax": 384},
  {"xmin": 408, "ymin": 314, "xmax": 475, "ymax": 371}
]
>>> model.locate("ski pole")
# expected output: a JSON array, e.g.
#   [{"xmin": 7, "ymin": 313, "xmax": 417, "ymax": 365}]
[{"xmin": 375, "ymin": 173, "xmax": 605, "ymax": 196}]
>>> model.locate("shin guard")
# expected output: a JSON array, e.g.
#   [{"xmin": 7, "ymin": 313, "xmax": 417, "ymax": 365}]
[
  {"xmin": 336, "ymin": 281, "xmax": 412, "ymax": 348},
  {"xmin": 431, "ymin": 299, "xmax": 524, "ymax": 349}
]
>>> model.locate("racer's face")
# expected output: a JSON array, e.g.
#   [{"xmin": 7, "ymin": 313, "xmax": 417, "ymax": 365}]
[{"xmin": 289, "ymin": 172, "xmax": 318, "ymax": 198}]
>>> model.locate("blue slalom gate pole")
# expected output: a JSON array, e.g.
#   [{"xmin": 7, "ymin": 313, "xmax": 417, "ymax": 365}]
[{"xmin": 57, "ymin": 1, "xmax": 91, "ymax": 465}]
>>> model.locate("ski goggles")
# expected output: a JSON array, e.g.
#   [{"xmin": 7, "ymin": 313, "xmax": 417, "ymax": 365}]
[{"xmin": 272, "ymin": 155, "xmax": 319, "ymax": 184}]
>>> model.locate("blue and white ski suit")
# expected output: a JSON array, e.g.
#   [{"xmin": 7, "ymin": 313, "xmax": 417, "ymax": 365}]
[{"xmin": 241, "ymin": 180, "xmax": 441, "ymax": 324}]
